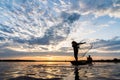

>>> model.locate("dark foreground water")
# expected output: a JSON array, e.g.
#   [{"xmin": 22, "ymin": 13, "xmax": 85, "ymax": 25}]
[{"xmin": 0, "ymin": 62, "xmax": 120, "ymax": 80}]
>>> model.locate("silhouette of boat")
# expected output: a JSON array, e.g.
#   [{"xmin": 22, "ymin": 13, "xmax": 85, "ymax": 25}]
[{"xmin": 71, "ymin": 60, "xmax": 91, "ymax": 65}]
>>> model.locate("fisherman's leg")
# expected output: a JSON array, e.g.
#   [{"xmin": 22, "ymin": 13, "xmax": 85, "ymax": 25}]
[
  {"xmin": 74, "ymin": 48, "xmax": 78, "ymax": 61},
  {"xmin": 75, "ymin": 53, "xmax": 78, "ymax": 62},
  {"xmin": 74, "ymin": 53, "xmax": 78, "ymax": 61},
  {"xmin": 76, "ymin": 49, "xmax": 78, "ymax": 61}
]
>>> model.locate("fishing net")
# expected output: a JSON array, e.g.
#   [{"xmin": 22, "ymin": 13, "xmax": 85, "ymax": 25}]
[{"xmin": 78, "ymin": 41, "xmax": 93, "ymax": 58}]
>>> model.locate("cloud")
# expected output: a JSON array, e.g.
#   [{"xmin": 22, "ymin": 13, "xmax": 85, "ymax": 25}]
[
  {"xmin": 61, "ymin": 12, "xmax": 81, "ymax": 23},
  {"xmin": 0, "ymin": 46, "xmax": 73, "ymax": 59},
  {"xmin": 80, "ymin": 0, "xmax": 120, "ymax": 18},
  {"xmin": 0, "ymin": 0, "xmax": 120, "ymax": 59},
  {"xmin": 93, "ymin": 36, "xmax": 120, "ymax": 52}
]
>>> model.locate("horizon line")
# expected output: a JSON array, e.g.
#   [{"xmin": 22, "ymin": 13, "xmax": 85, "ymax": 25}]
[{"xmin": 0, "ymin": 59, "xmax": 120, "ymax": 62}]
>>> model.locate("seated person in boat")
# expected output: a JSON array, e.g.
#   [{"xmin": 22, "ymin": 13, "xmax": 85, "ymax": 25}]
[{"xmin": 87, "ymin": 55, "xmax": 93, "ymax": 63}]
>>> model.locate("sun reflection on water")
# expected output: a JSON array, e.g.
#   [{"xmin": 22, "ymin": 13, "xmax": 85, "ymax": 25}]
[{"xmin": 0, "ymin": 62, "xmax": 120, "ymax": 80}]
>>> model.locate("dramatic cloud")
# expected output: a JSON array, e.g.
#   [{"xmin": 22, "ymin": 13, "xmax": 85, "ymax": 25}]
[
  {"xmin": 92, "ymin": 36, "xmax": 120, "ymax": 53},
  {"xmin": 0, "ymin": 0, "xmax": 120, "ymax": 59}
]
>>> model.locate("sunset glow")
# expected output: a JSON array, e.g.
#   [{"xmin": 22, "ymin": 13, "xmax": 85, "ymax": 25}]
[{"xmin": 0, "ymin": 0, "xmax": 120, "ymax": 60}]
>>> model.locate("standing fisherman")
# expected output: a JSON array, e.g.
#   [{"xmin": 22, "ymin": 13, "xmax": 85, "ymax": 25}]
[{"xmin": 72, "ymin": 41, "xmax": 86, "ymax": 62}]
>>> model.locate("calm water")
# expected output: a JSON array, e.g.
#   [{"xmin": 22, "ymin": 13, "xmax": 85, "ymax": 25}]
[{"xmin": 0, "ymin": 62, "xmax": 120, "ymax": 80}]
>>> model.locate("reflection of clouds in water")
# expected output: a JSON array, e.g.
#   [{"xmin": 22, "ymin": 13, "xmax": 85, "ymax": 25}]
[
  {"xmin": 1, "ymin": 62, "xmax": 73, "ymax": 79},
  {"xmin": 0, "ymin": 62, "xmax": 120, "ymax": 80}
]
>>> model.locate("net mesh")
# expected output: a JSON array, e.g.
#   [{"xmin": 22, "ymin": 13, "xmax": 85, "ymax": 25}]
[{"xmin": 78, "ymin": 42, "xmax": 92, "ymax": 58}]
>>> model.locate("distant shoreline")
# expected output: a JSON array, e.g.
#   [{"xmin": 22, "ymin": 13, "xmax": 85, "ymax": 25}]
[{"xmin": 0, "ymin": 59, "xmax": 120, "ymax": 63}]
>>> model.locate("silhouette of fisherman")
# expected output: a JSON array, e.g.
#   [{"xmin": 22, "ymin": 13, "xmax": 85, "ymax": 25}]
[
  {"xmin": 72, "ymin": 41, "xmax": 86, "ymax": 62},
  {"xmin": 87, "ymin": 55, "xmax": 93, "ymax": 64}
]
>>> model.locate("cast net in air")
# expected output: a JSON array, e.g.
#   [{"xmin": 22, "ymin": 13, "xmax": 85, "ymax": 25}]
[{"xmin": 78, "ymin": 41, "xmax": 93, "ymax": 58}]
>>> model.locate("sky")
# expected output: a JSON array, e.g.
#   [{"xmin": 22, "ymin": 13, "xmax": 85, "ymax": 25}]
[{"xmin": 0, "ymin": 0, "xmax": 120, "ymax": 60}]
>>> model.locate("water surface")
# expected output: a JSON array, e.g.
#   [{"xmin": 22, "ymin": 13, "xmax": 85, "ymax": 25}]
[{"xmin": 0, "ymin": 62, "xmax": 120, "ymax": 80}]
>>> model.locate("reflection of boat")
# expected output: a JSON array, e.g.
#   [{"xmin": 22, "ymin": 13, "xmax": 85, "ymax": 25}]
[{"xmin": 71, "ymin": 60, "xmax": 91, "ymax": 65}]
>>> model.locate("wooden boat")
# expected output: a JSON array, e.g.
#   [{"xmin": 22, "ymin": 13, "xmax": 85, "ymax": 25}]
[{"xmin": 71, "ymin": 60, "xmax": 92, "ymax": 65}]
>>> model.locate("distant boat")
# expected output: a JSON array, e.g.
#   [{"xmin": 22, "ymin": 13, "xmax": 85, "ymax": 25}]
[{"xmin": 70, "ymin": 60, "xmax": 92, "ymax": 65}]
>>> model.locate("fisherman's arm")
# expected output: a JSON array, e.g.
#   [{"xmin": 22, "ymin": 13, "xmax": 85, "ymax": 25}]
[{"xmin": 78, "ymin": 42, "xmax": 86, "ymax": 45}]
